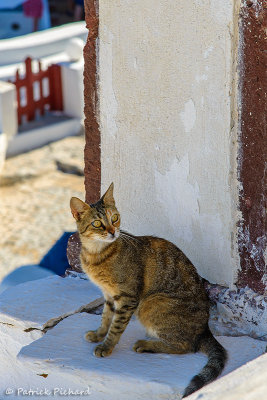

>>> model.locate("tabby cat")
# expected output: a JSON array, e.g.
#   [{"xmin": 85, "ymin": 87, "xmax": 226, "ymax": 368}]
[{"xmin": 70, "ymin": 183, "xmax": 227, "ymax": 398}]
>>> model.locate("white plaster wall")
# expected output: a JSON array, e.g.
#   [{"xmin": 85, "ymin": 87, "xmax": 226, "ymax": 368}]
[
  {"xmin": 99, "ymin": 0, "xmax": 239, "ymax": 286},
  {"xmin": 61, "ymin": 60, "xmax": 84, "ymax": 119},
  {"xmin": 0, "ymin": 81, "xmax": 17, "ymax": 140},
  {"xmin": 0, "ymin": 133, "xmax": 7, "ymax": 174},
  {"xmin": 0, "ymin": 81, "xmax": 17, "ymax": 174}
]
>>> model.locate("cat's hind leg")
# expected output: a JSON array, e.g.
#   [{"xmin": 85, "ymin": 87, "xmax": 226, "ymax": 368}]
[
  {"xmin": 136, "ymin": 294, "xmax": 198, "ymax": 355},
  {"xmin": 133, "ymin": 339, "xmax": 191, "ymax": 354}
]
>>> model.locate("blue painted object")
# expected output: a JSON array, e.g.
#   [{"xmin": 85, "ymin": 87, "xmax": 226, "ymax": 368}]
[
  {"xmin": 40, "ymin": 231, "xmax": 75, "ymax": 276},
  {"xmin": 0, "ymin": 231, "xmax": 75, "ymax": 294}
]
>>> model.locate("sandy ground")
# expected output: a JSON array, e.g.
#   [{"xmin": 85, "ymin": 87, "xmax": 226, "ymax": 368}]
[{"xmin": 0, "ymin": 136, "xmax": 85, "ymax": 281}]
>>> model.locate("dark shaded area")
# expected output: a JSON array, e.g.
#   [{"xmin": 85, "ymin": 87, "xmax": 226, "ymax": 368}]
[
  {"xmin": 237, "ymin": 0, "xmax": 267, "ymax": 293},
  {"xmin": 18, "ymin": 114, "xmax": 72, "ymax": 134},
  {"xmin": 0, "ymin": 173, "xmax": 38, "ymax": 187},
  {"xmin": 40, "ymin": 231, "xmax": 75, "ymax": 275},
  {"xmin": 56, "ymin": 160, "xmax": 84, "ymax": 176},
  {"xmin": 48, "ymin": 0, "xmax": 85, "ymax": 27}
]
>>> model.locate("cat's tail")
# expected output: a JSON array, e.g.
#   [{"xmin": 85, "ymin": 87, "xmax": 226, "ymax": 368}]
[{"xmin": 182, "ymin": 326, "xmax": 227, "ymax": 398}]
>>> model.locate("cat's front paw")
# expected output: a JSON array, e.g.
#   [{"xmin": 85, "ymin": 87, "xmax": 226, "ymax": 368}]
[
  {"xmin": 85, "ymin": 330, "xmax": 105, "ymax": 343},
  {"xmin": 94, "ymin": 344, "xmax": 113, "ymax": 357}
]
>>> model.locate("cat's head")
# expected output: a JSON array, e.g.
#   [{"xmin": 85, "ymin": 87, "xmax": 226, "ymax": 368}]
[{"xmin": 70, "ymin": 183, "xmax": 120, "ymax": 244}]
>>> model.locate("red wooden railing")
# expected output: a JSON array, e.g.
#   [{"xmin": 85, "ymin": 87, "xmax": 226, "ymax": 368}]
[{"xmin": 11, "ymin": 57, "xmax": 63, "ymax": 125}]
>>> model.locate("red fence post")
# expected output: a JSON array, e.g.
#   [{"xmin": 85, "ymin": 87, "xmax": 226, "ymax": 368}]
[
  {"xmin": 38, "ymin": 60, "xmax": 45, "ymax": 117},
  {"xmin": 24, "ymin": 57, "xmax": 35, "ymax": 121},
  {"xmin": 48, "ymin": 64, "xmax": 63, "ymax": 111}
]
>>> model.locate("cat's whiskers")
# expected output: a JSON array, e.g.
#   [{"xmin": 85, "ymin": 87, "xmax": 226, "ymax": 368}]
[
  {"xmin": 121, "ymin": 231, "xmax": 140, "ymax": 242},
  {"xmin": 120, "ymin": 232, "xmax": 139, "ymax": 249},
  {"xmin": 120, "ymin": 234, "xmax": 132, "ymax": 246}
]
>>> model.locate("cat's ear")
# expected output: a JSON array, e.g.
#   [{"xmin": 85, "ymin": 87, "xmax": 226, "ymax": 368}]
[
  {"xmin": 102, "ymin": 182, "xmax": 115, "ymax": 206},
  {"xmin": 70, "ymin": 197, "xmax": 90, "ymax": 221}
]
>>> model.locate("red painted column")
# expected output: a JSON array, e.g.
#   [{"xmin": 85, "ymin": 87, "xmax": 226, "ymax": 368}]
[
  {"xmin": 84, "ymin": 0, "xmax": 101, "ymax": 204},
  {"xmin": 237, "ymin": 0, "xmax": 267, "ymax": 293},
  {"xmin": 66, "ymin": 0, "xmax": 100, "ymax": 273}
]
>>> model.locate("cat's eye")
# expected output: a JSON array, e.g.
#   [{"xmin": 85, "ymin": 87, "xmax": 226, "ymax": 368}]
[
  {"xmin": 111, "ymin": 214, "xmax": 119, "ymax": 223},
  {"xmin": 92, "ymin": 220, "xmax": 102, "ymax": 228}
]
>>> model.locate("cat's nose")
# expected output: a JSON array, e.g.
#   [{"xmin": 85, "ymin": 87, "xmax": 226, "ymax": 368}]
[{"xmin": 108, "ymin": 228, "xmax": 115, "ymax": 238}]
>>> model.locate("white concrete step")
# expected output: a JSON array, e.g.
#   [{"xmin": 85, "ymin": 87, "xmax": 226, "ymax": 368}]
[
  {"xmin": 0, "ymin": 274, "xmax": 102, "ymax": 330},
  {"xmin": 0, "ymin": 274, "xmax": 265, "ymax": 399},
  {"xmin": 18, "ymin": 313, "xmax": 266, "ymax": 400},
  {"xmin": 6, "ymin": 116, "xmax": 83, "ymax": 157}
]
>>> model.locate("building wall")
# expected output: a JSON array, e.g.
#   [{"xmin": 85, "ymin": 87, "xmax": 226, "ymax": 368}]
[{"xmin": 98, "ymin": 0, "xmax": 240, "ymax": 287}]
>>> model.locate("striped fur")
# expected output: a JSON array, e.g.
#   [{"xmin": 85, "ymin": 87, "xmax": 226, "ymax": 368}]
[
  {"xmin": 182, "ymin": 326, "xmax": 227, "ymax": 397},
  {"xmin": 70, "ymin": 183, "xmax": 227, "ymax": 395}
]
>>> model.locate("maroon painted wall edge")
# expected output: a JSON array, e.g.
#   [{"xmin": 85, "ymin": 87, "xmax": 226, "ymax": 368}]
[
  {"xmin": 66, "ymin": 0, "xmax": 100, "ymax": 273},
  {"xmin": 237, "ymin": 0, "xmax": 266, "ymax": 294},
  {"xmin": 84, "ymin": 0, "xmax": 101, "ymax": 204}
]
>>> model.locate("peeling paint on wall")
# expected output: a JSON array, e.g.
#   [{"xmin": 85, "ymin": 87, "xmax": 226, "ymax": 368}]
[
  {"xmin": 154, "ymin": 155, "xmax": 230, "ymax": 284},
  {"xmin": 207, "ymin": 282, "xmax": 267, "ymax": 340},
  {"xmin": 155, "ymin": 155, "xmax": 200, "ymax": 244},
  {"xmin": 203, "ymin": 46, "xmax": 214, "ymax": 59},
  {"xmin": 99, "ymin": 26, "xmax": 118, "ymax": 139},
  {"xmin": 179, "ymin": 99, "xmax": 196, "ymax": 133}
]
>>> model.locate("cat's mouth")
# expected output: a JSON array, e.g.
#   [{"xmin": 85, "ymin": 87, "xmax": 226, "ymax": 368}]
[
  {"xmin": 98, "ymin": 231, "xmax": 119, "ymax": 243},
  {"xmin": 106, "ymin": 233, "xmax": 119, "ymax": 242}
]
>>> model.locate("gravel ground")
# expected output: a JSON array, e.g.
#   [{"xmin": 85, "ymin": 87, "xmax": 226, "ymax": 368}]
[{"xmin": 0, "ymin": 136, "xmax": 85, "ymax": 281}]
